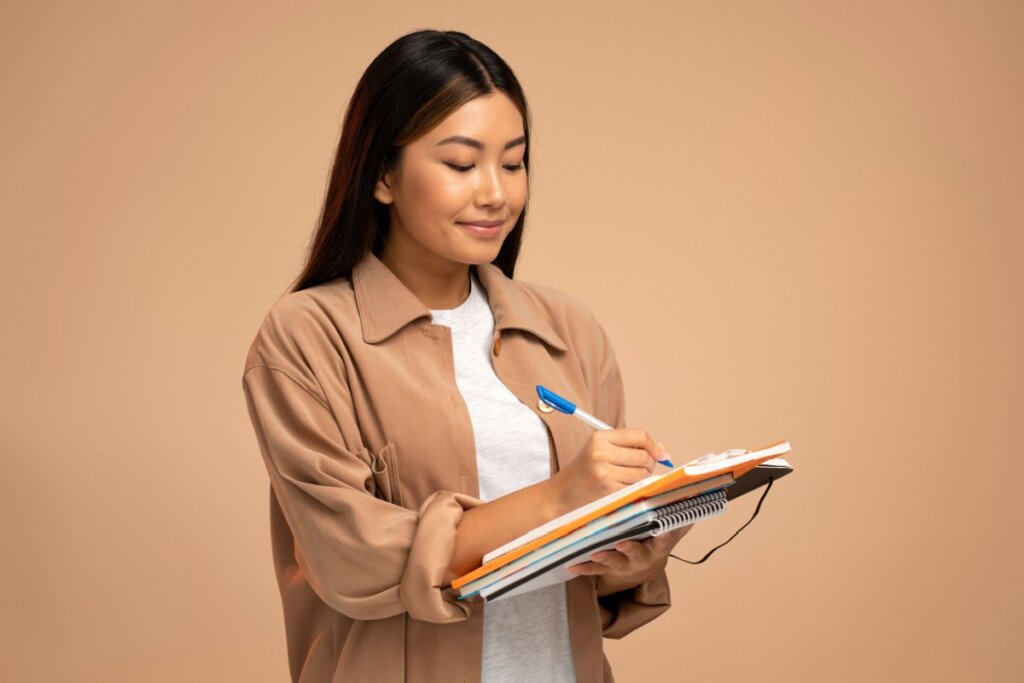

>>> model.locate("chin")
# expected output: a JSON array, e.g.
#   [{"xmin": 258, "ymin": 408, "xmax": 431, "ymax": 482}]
[
  {"xmin": 460, "ymin": 252, "xmax": 502, "ymax": 267},
  {"xmin": 451, "ymin": 239, "xmax": 505, "ymax": 265}
]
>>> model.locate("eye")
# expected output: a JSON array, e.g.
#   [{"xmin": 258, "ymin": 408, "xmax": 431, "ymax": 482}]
[{"xmin": 444, "ymin": 162, "xmax": 526, "ymax": 173}]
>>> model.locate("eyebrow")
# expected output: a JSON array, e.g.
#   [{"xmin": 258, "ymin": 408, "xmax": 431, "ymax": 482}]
[{"xmin": 435, "ymin": 134, "xmax": 526, "ymax": 151}]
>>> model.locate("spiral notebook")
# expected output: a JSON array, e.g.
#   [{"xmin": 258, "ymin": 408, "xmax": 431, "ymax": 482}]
[
  {"xmin": 475, "ymin": 489, "xmax": 729, "ymax": 603},
  {"xmin": 452, "ymin": 440, "xmax": 791, "ymax": 593},
  {"xmin": 457, "ymin": 473, "xmax": 734, "ymax": 600}
]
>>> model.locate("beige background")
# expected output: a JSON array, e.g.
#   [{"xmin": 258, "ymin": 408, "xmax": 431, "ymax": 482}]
[{"xmin": 1, "ymin": 1, "xmax": 1020, "ymax": 681}]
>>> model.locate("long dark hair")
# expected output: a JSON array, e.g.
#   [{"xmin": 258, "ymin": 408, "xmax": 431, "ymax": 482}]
[{"xmin": 290, "ymin": 30, "xmax": 533, "ymax": 293}]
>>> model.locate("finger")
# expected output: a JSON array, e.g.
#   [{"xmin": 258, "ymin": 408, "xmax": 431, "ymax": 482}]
[
  {"xmin": 568, "ymin": 560, "xmax": 611, "ymax": 575},
  {"xmin": 645, "ymin": 535, "xmax": 673, "ymax": 555},
  {"xmin": 595, "ymin": 429, "xmax": 660, "ymax": 472},
  {"xmin": 605, "ymin": 461, "xmax": 655, "ymax": 485},
  {"xmin": 603, "ymin": 428, "xmax": 659, "ymax": 457},
  {"xmin": 634, "ymin": 430, "xmax": 661, "ymax": 468},
  {"xmin": 614, "ymin": 541, "xmax": 652, "ymax": 563},
  {"xmin": 591, "ymin": 550, "xmax": 631, "ymax": 571},
  {"xmin": 606, "ymin": 445, "xmax": 657, "ymax": 473},
  {"xmin": 647, "ymin": 528, "xmax": 690, "ymax": 553}
]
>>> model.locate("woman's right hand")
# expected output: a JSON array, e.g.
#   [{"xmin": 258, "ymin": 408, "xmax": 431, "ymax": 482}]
[{"xmin": 548, "ymin": 428, "xmax": 666, "ymax": 514}]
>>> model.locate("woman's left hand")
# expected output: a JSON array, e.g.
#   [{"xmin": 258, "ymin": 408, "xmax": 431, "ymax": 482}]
[{"xmin": 567, "ymin": 525, "xmax": 693, "ymax": 596}]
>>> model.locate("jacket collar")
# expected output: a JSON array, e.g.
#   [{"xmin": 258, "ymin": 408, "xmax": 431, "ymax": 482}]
[{"xmin": 351, "ymin": 250, "xmax": 567, "ymax": 352}]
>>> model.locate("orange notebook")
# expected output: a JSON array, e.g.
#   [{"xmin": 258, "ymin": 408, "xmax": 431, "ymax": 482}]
[{"xmin": 451, "ymin": 439, "xmax": 791, "ymax": 590}]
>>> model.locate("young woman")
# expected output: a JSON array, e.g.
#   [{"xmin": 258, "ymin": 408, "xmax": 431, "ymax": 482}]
[{"xmin": 242, "ymin": 29, "xmax": 691, "ymax": 683}]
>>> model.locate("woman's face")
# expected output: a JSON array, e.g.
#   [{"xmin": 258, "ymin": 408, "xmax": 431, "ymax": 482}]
[{"xmin": 374, "ymin": 91, "xmax": 528, "ymax": 271}]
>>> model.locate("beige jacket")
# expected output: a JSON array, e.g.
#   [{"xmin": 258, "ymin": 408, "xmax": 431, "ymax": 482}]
[{"xmin": 241, "ymin": 250, "xmax": 672, "ymax": 683}]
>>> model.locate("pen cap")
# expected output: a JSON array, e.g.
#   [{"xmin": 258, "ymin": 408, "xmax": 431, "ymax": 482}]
[{"xmin": 536, "ymin": 385, "xmax": 576, "ymax": 414}]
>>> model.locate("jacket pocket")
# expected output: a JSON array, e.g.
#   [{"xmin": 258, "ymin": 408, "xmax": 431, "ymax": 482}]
[{"xmin": 368, "ymin": 441, "xmax": 404, "ymax": 508}]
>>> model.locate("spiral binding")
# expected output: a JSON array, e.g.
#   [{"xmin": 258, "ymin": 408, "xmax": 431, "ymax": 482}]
[{"xmin": 650, "ymin": 489, "xmax": 728, "ymax": 536}]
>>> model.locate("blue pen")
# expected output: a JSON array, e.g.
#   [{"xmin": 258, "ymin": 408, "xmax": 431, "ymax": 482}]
[{"xmin": 536, "ymin": 385, "xmax": 675, "ymax": 467}]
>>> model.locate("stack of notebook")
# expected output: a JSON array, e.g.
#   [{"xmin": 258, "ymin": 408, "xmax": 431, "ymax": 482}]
[{"xmin": 452, "ymin": 440, "xmax": 793, "ymax": 603}]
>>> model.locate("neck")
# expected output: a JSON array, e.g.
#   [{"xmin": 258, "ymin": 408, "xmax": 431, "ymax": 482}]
[{"xmin": 378, "ymin": 244, "xmax": 472, "ymax": 310}]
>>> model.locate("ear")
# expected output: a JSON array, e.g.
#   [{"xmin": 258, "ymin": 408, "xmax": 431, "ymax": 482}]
[{"xmin": 374, "ymin": 166, "xmax": 395, "ymax": 205}]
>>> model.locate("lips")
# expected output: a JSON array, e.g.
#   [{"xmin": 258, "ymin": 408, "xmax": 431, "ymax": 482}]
[
  {"xmin": 456, "ymin": 220, "xmax": 504, "ymax": 239},
  {"xmin": 457, "ymin": 219, "xmax": 505, "ymax": 227}
]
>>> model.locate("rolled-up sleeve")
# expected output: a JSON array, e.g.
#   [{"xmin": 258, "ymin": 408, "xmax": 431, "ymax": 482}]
[
  {"xmin": 590, "ymin": 316, "xmax": 674, "ymax": 638},
  {"xmin": 242, "ymin": 360, "xmax": 484, "ymax": 623}
]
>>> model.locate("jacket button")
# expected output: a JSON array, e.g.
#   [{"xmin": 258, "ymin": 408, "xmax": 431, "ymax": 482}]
[
  {"xmin": 537, "ymin": 398, "xmax": 554, "ymax": 413},
  {"xmin": 492, "ymin": 338, "xmax": 501, "ymax": 356}
]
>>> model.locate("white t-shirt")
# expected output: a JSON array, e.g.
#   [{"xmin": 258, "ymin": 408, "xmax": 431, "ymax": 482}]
[{"xmin": 429, "ymin": 268, "xmax": 576, "ymax": 683}]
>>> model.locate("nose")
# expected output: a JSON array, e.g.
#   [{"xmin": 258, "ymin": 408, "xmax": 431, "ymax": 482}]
[{"xmin": 475, "ymin": 163, "xmax": 508, "ymax": 209}]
